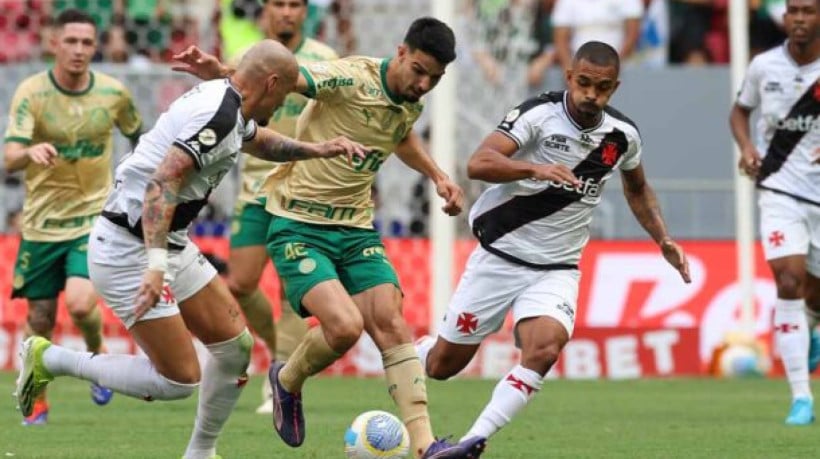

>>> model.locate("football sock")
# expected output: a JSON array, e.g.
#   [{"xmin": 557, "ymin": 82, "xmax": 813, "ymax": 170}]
[
  {"xmin": 462, "ymin": 364, "xmax": 542, "ymax": 441},
  {"xmin": 775, "ymin": 299, "xmax": 812, "ymax": 400},
  {"xmin": 806, "ymin": 306, "xmax": 820, "ymax": 330},
  {"xmin": 236, "ymin": 289, "xmax": 277, "ymax": 356},
  {"xmin": 184, "ymin": 329, "xmax": 253, "ymax": 459},
  {"xmin": 275, "ymin": 297, "xmax": 309, "ymax": 361},
  {"xmin": 279, "ymin": 326, "xmax": 341, "ymax": 392},
  {"xmin": 413, "ymin": 335, "xmax": 435, "ymax": 375},
  {"xmin": 382, "ymin": 343, "xmax": 435, "ymax": 458},
  {"xmin": 72, "ymin": 306, "xmax": 103, "ymax": 353},
  {"xmin": 42, "ymin": 344, "xmax": 196, "ymax": 400}
]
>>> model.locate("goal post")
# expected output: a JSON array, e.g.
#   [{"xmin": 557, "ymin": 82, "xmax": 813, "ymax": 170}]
[
  {"xmin": 428, "ymin": 0, "xmax": 458, "ymax": 334},
  {"xmin": 729, "ymin": 0, "xmax": 756, "ymax": 335}
]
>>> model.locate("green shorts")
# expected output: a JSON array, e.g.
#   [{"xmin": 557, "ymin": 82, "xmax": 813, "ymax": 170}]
[
  {"xmin": 12, "ymin": 235, "xmax": 91, "ymax": 300},
  {"xmin": 266, "ymin": 216, "xmax": 400, "ymax": 317},
  {"xmin": 230, "ymin": 198, "xmax": 271, "ymax": 248}
]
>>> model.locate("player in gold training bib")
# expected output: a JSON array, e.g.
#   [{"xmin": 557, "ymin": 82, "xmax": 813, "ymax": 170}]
[
  {"xmin": 174, "ymin": 17, "xmax": 487, "ymax": 459},
  {"xmin": 3, "ymin": 9, "xmax": 142, "ymax": 425},
  {"xmin": 227, "ymin": 0, "xmax": 338, "ymax": 415}
]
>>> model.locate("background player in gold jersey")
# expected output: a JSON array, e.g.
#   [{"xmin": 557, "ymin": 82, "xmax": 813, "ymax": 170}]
[
  {"xmin": 174, "ymin": 17, "xmax": 487, "ymax": 459},
  {"xmin": 227, "ymin": 0, "xmax": 338, "ymax": 415},
  {"xmin": 3, "ymin": 9, "xmax": 142, "ymax": 425}
]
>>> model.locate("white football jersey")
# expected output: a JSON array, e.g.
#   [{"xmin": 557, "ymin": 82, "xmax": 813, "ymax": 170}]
[
  {"xmin": 470, "ymin": 91, "xmax": 642, "ymax": 268},
  {"xmin": 103, "ymin": 79, "xmax": 257, "ymax": 248},
  {"xmin": 737, "ymin": 42, "xmax": 820, "ymax": 205}
]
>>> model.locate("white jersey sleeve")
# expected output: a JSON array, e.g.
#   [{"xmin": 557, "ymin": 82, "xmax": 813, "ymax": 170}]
[
  {"xmin": 172, "ymin": 93, "xmax": 257, "ymax": 169},
  {"xmin": 736, "ymin": 56, "xmax": 764, "ymax": 109},
  {"xmin": 496, "ymin": 99, "xmax": 547, "ymax": 148}
]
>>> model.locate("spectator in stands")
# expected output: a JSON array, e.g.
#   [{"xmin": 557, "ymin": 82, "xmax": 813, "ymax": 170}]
[
  {"xmin": 220, "ymin": 0, "xmax": 264, "ymax": 61},
  {"xmin": 526, "ymin": 0, "xmax": 558, "ymax": 88},
  {"xmin": 636, "ymin": 0, "xmax": 670, "ymax": 68},
  {"xmin": 750, "ymin": 0, "xmax": 787, "ymax": 56},
  {"xmin": 306, "ymin": 0, "xmax": 356, "ymax": 55},
  {"xmin": 669, "ymin": 0, "xmax": 714, "ymax": 64},
  {"xmin": 552, "ymin": 0, "xmax": 643, "ymax": 70}
]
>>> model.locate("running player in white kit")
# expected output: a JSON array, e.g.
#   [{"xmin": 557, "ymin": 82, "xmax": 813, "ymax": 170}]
[
  {"xmin": 730, "ymin": 0, "xmax": 820, "ymax": 426},
  {"xmin": 15, "ymin": 40, "xmax": 365, "ymax": 458},
  {"xmin": 415, "ymin": 41, "xmax": 690, "ymax": 443}
]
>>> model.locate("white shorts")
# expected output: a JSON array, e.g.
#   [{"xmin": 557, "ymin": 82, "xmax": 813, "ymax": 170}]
[
  {"xmin": 437, "ymin": 246, "xmax": 581, "ymax": 345},
  {"xmin": 88, "ymin": 217, "xmax": 217, "ymax": 329},
  {"xmin": 759, "ymin": 190, "xmax": 820, "ymax": 276}
]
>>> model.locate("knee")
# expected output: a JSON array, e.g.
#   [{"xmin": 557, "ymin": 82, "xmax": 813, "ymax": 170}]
[
  {"xmin": 227, "ymin": 273, "xmax": 260, "ymax": 298},
  {"xmin": 324, "ymin": 314, "xmax": 364, "ymax": 352},
  {"xmin": 521, "ymin": 341, "xmax": 563, "ymax": 375},
  {"xmin": 775, "ymin": 270, "xmax": 804, "ymax": 297},
  {"xmin": 65, "ymin": 295, "xmax": 97, "ymax": 321},
  {"xmin": 425, "ymin": 348, "xmax": 461, "ymax": 381}
]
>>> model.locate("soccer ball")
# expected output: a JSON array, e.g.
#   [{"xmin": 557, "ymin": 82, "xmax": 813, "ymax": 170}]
[{"xmin": 344, "ymin": 410, "xmax": 410, "ymax": 459}]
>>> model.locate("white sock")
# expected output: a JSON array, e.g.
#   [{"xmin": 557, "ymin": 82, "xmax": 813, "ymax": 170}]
[
  {"xmin": 42, "ymin": 344, "xmax": 196, "ymax": 400},
  {"xmin": 775, "ymin": 299, "xmax": 812, "ymax": 400},
  {"xmin": 184, "ymin": 330, "xmax": 252, "ymax": 459},
  {"xmin": 461, "ymin": 365, "xmax": 542, "ymax": 441},
  {"xmin": 414, "ymin": 335, "xmax": 435, "ymax": 374}
]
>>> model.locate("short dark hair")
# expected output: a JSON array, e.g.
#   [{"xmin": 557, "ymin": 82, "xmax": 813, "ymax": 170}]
[
  {"xmin": 403, "ymin": 17, "xmax": 456, "ymax": 65},
  {"xmin": 55, "ymin": 9, "xmax": 97, "ymax": 30},
  {"xmin": 573, "ymin": 41, "xmax": 620, "ymax": 73}
]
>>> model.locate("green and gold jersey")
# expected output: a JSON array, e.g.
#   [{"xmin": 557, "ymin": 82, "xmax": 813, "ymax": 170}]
[
  {"xmin": 238, "ymin": 37, "xmax": 338, "ymax": 204},
  {"xmin": 4, "ymin": 70, "xmax": 142, "ymax": 242},
  {"xmin": 264, "ymin": 56, "xmax": 423, "ymax": 228}
]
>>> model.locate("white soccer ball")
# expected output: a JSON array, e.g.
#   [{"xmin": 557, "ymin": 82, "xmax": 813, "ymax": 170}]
[
  {"xmin": 344, "ymin": 410, "xmax": 410, "ymax": 459},
  {"xmin": 719, "ymin": 343, "xmax": 764, "ymax": 377}
]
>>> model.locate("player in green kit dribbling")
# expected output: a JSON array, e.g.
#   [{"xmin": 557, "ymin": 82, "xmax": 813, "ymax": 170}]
[
  {"xmin": 174, "ymin": 16, "xmax": 487, "ymax": 459},
  {"xmin": 226, "ymin": 0, "xmax": 339, "ymax": 415},
  {"xmin": 3, "ymin": 9, "xmax": 142, "ymax": 425}
]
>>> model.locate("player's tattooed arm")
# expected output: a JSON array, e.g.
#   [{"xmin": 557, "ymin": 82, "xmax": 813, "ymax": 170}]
[
  {"xmin": 141, "ymin": 146, "xmax": 195, "ymax": 251},
  {"xmin": 622, "ymin": 165, "xmax": 691, "ymax": 283},
  {"xmin": 244, "ymin": 127, "xmax": 368, "ymax": 163}
]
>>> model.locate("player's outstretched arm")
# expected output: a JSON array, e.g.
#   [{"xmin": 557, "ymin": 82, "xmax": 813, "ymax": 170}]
[
  {"xmin": 729, "ymin": 103, "xmax": 762, "ymax": 177},
  {"xmin": 467, "ymin": 131, "xmax": 581, "ymax": 185},
  {"xmin": 621, "ymin": 165, "xmax": 691, "ymax": 283},
  {"xmin": 135, "ymin": 146, "xmax": 195, "ymax": 319},
  {"xmin": 396, "ymin": 129, "xmax": 464, "ymax": 216},
  {"xmin": 245, "ymin": 127, "xmax": 368, "ymax": 163},
  {"xmin": 3, "ymin": 142, "xmax": 58, "ymax": 171},
  {"xmin": 172, "ymin": 45, "xmax": 310, "ymax": 94}
]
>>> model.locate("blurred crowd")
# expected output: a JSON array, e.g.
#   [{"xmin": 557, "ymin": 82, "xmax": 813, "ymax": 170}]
[
  {"xmin": 0, "ymin": 0, "xmax": 796, "ymax": 237},
  {"xmin": 0, "ymin": 0, "xmax": 790, "ymax": 68},
  {"xmin": 0, "ymin": 0, "xmax": 353, "ymax": 65}
]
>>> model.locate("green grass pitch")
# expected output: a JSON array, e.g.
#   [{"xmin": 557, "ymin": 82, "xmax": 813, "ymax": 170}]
[{"xmin": 0, "ymin": 372, "xmax": 816, "ymax": 458}]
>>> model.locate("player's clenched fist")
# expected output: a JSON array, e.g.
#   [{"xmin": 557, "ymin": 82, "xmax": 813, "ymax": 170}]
[
  {"xmin": 435, "ymin": 178, "xmax": 464, "ymax": 216},
  {"xmin": 738, "ymin": 144, "xmax": 762, "ymax": 177},
  {"xmin": 26, "ymin": 143, "xmax": 59, "ymax": 167},
  {"xmin": 531, "ymin": 163, "xmax": 581, "ymax": 187},
  {"xmin": 313, "ymin": 136, "xmax": 369, "ymax": 163}
]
